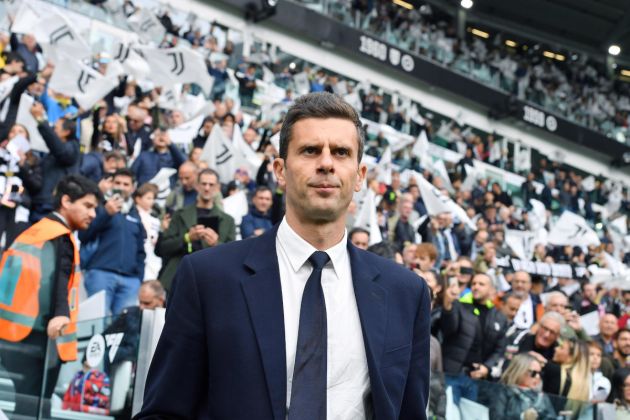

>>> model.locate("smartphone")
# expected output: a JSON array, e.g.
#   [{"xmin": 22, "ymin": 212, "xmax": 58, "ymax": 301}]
[{"xmin": 198, "ymin": 215, "xmax": 220, "ymax": 232}]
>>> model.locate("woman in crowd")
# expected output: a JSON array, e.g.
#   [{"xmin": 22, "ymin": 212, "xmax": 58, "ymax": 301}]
[
  {"xmin": 491, "ymin": 353, "xmax": 556, "ymax": 420},
  {"xmin": 611, "ymin": 368, "xmax": 630, "ymax": 419}
]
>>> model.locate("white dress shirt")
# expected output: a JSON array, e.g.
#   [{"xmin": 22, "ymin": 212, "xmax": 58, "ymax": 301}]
[{"xmin": 276, "ymin": 218, "xmax": 370, "ymax": 420}]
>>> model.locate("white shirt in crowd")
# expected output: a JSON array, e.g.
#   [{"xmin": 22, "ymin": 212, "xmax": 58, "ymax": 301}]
[
  {"xmin": 276, "ymin": 218, "xmax": 370, "ymax": 419},
  {"xmin": 514, "ymin": 294, "xmax": 534, "ymax": 330}
]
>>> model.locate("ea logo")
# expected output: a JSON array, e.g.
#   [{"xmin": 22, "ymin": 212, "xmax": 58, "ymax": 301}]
[{"xmin": 86, "ymin": 334, "xmax": 106, "ymax": 368}]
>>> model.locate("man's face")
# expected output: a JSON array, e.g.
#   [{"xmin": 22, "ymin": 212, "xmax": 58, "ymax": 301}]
[
  {"xmin": 351, "ymin": 231, "xmax": 369, "ymax": 250},
  {"xmin": 54, "ymin": 119, "xmax": 71, "ymax": 140},
  {"xmin": 512, "ymin": 272, "xmax": 531, "ymax": 296},
  {"xmin": 471, "ymin": 274, "xmax": 493, "ymax": 302},
  {"xmin": 457, "ymin": 261, "xmax": 473, "ymax": 285},
  {"xmin": 273, "ymin": 118, "xmax": 366, "ymax": 225},
  {"xmin": 63, "ymin": 194, "xmax": 98, "ymax": 230},
  {"xmin": 152, "ymin": 130, "xmax": 169, "ymax": 149},
  {"xmin": 197, "ymin": 173, "xmax": 219, "ymax": 204},
  {"xmin": 402, "ymin": 244, "xmax": 418, "ymax": 267},
  {"xmin": 600, "ymin": 314, "xmax": 619, "ymax": 337},
  {"xmin": 617, "ymin": 331, "xmax": 630, "ymax": 356},
  {"xmin": 103, "ymin": 157, "xmax": 125, "ymax": 173},
  {"xmin": 546, "ymin": 295, "xmax": 570, "ymax": 315},
  {"xmin": 583, "ymin": 283, "xmax": 596, "ymax": 301},
  {"xmin": 127, "ymin": 106, "xmax": 146, "ymax": 131},
  {"xmin": 179, "ymin": 166, "xmax": 197, "ymax": 191},
  {"xmin": 138, "ymin": 287, "xmax": 164, "ymax": 310},
  {"xmin": 501, "ymin": 296, "xmax": 522, "ymax": 322},
  {"xmin": 535, "ymin": 319, "xmax": 561, "ymax": 349},
  {"xmin": 113, "ymin": 175, "xmax": 134, "ymax": 200},
  {"xmin": 252, "ymin": 190, "xmax": 273, "ymax": 213},
  {"xmin": 400, "ymin": 201, "xmax": 413, "ymax": 220}
]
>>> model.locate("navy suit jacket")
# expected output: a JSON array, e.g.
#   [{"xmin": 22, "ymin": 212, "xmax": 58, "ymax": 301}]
[{"xmin": 136, "ymin": 227, "xmax": 430, "ymax": 419}]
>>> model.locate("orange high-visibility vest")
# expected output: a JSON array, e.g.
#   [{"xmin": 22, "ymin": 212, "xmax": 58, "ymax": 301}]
[{"xmin": 0, "ymin": 217, "xmax": 80, "ymax": 361}]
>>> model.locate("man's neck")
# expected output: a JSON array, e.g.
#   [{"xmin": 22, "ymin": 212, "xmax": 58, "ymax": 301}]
[
  {"xmin": 197, "ymin": 200, "xmax": 214, "ymax": 210},
  {"xmin": 53, "ymin": 211, "xmax": 72, "ymax": 231},
  {"xmin": 285, "ymin": 211, "xmax": 345, "ymax": 251},
  {"xmin": 155, "ymin": 145, "xmax": 168, "ymax": 153}
]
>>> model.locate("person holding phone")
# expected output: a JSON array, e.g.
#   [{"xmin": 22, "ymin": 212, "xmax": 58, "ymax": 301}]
[
  {"xmin": 432, "ymin": 272, "xmax": 484, "ymax": 404},
  {"xmin": 156, "ymin": 168, "xmax": 235, "ymax": 291}
]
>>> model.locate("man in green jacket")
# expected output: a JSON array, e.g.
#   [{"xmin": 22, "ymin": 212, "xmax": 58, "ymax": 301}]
[{"xmin": 156, "ymin": 168, "xmax": 235, "ymax": 290}]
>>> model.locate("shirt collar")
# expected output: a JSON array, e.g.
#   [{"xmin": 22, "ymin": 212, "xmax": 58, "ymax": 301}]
[{"xmin": 277, "ymin": 217, "xmax": 348, "ymax": 276}]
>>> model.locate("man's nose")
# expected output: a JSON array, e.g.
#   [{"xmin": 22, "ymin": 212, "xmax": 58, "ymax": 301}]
[{"xmin": 317, "ymin": 148, "xmax": 334, "ymax": 172}]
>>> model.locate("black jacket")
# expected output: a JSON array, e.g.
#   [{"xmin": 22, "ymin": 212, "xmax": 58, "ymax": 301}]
[
  {"xmin": 462, "ymin": 299, "xmax": 509, "ymax": 371},
  {"xmin": 433, "ymin": 301, "xmax": 483, "ymax": 374},
  {"xmin": 30, "ymin": 123, "xmax": 80, "ymax": 211}
]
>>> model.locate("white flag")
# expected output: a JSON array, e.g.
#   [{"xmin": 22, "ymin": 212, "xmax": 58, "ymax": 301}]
[
  {"xmin": 353, "ymin": 189, "xmax": 382, "ymax": 245},
  {"xmin": 33, "ymin": 10, "xmax": 91, "ymax": 62},
  {"xmin": 141, "ymin": 47, "xmax": 214, "ymax": 95},
  {"xmin": 376, "ymin": 147, "xmax": 392, "ymax": 185},
  {"xmin": 148, "ymin": 168, "xmax": 177, "ymax": 206},
  {"xmin": 111, "ymin": 43, "xmax": 151, "ymax": 80},
  {"xmin": 460, "ymin": 164, "xmax": 478, "ymax": 192},
  {"xmin": 411, "ymin": 130, "xmax": 429, "ymax": 167},
  {"xmin": 127, "ymin": 8, "xmax": 166, "ymax": 45},
  {"xmin": 0, "ymin": 76, "xmax": 18, "ymax": 103},
  {"xmin": 200, "ymin": 125, "xmax": 242, "ymax": 183},
  {"xmin": 11, "ymin": 0, "xmax": 43, "ymax": 35},
  {"xmin": 505, "ymin": 229, "xmax": 535, "ymax": 260},
  {"xmin": 168, "ymin": 114, "xmax": 205, "ymax": 150},
  {"xmin": 223, "ymin": 190, "xmax": 249, "ymax": 227},
  {"xmin": 528, "ymin": 199, "xmax": 547, "ymax": 231},
  {"xmin": 16, "ymin": 94, "xmax": 47, "ymax": 153},
  {"xmin": 48, "ymin": 56, "xmax": 118, "ymax": 109},
  {"xmin": 582, "ymin": 176, "xmax": 596, "ymax": 192},
  {"xmin": 609, "ymin": 215, "xmax": 628, "ymax": 258},
  {"xmin": 232, "ymin": 125, "xmax": 262, "ymax": 175},
  {"xmin": 414, "ymin": 172, "xmax": 476, "ymax": 230},
  {"xmin": 432, "ymin": 159, "xmax": 454, "ymax": 193},
  {"xmin": 548, "ymin": 211, "xmax": 600, "ymax": 246}
]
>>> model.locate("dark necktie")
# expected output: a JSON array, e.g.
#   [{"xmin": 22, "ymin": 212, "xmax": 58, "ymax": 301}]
[{"xmin": 288, "ymin": 251, "xmax": 330, "ymax": 420}]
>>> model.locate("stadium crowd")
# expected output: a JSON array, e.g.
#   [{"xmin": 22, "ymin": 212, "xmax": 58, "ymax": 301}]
[
  {"xmin": 3, "ymin": 0, "xmax": 630, "ymax": 418},
  {"xmin": 323, "ymin": 0, "xmax": 630, "ymax": 143}
]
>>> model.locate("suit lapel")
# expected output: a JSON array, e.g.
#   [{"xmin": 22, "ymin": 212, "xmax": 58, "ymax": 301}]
[
  {"xmin": 241, "ymin": 226, "xmax": 286, "ymax": 420},
  {"xmin": 348, "ymin": 244, "xmax": 389, "ymax": 413}
]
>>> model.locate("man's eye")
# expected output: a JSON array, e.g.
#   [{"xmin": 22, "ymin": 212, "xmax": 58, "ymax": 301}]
[
  {"xmin": 303, "ymin": 147, "xmax": 318, "ymax": 154},
  {"xmin": 335, "ymin": 148, "xmax": 350, "ymax": 156}
]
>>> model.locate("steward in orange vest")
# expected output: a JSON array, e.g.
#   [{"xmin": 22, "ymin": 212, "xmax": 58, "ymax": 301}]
[{"xmin": 0, "ymin": 174, "xmax": 99, "ymax": 417}]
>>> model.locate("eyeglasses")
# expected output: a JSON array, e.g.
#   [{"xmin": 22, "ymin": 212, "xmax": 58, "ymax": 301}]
[
  {"xmin": 540, "ymin": 324, "xmax": 560, "ymax": 336},
  {"xmin": 528, "ymin": 369, "xmax": 542, "ymax": 378}
]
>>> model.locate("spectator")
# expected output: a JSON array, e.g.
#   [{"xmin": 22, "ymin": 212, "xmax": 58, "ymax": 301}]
[
  {"xmin": 164, "ymin": 161, "xmax": 198, "ymax": 212},
  {"xmin": 588, "ymin": 341, "xmax": 612, "ymax": 403},
  {"xmin": 156, "ymin": 168, "xmax": 236, "ymax": 290},
  {"xmin": 611, "ymin": 329, "xmax": 630, "ymax": 370},
  {"xmin": 511, "ymin": 270, "xmax": 542, "ymax": 330},
  {"xmin": 491, "ymin": 353, "xmax": 556, "ymax": 420},
  {"xmin": 349, "ymin": 227, "xmax": 369, "ymax": 250},
  {"xmin": 28, "ymin": 101, "xmax": 81, "ymax": 222},
  {"xmin": 80, "ymin": 150, "xmax": 126, "ymax": 183},
  {"xmin": 125, "ymin": 104, "xmax": 152, "ymax": 155},
  {"xmin": 433, "ymin": 274, "xmax": 483, "ymax": 403},
  {"xmin": 416, "ymin": 242, "xmax": 438, "ymax": 271},
  {"xmin": 611, "ymin": 368, "xmax": 630, "ymax": 416},
  {"xmin": 79, "ymin": 168, "xmax": 146, "ymax": 315},
  {"xmin": 501, "ymin": 292, "xmax": 525, "ymax": 342},
  {"xmin": 138, "ymin": 280, "xmax": 166, "ymax": 310},
  {"xmin": 460, "ymin": 273, "xmax": 508, "ymax": 380},
  {"xmin": 131, "ymin": 128, "xmax": 186, "ymax": 186},
  {"xmin": 134, "ymin": 183, "xmax": 162, "ymax": 280},
  {"xmin": 542, "ymin": 326, "xmax": 590, "ymax": 404},
  {"xmin": 514, "ymin": 311, "xmax": 565, "ymax": 362},
  {"xmin": 240, "ymin": 186, "xmax": 273, "ymax": 238},
  {"xmin": 401, "ymin": 242, "xmax": 418, "ymax": 269},
  {"xmin": 574, "ymin": 282, "xmax": 599, "ymax": 315},
  {"xmin": 10, "ymin": 33, "xmax": 40, "ymax": 73},
  {"xmin": 592, "ymin": 313, "xmax": 619, "ymax": 356}
]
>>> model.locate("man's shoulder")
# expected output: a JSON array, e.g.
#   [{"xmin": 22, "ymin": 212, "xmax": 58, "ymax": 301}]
[
  {"xmin": 186, "ymin": 234, "xmax": 259, "ymax": 267},
  {"xmin": 356, "ymin": 248, "xmax": 426, "ymax": 294}
]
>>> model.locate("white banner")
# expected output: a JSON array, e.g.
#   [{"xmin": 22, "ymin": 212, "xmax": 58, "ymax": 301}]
[
  {"xmin": 200, "ymin": 124, "xmax": 242, "ymax": 184},
  {"xmin": 48, "ymin": 55, "xmax": 118, "ymax": 109},
  {"xmin": 505, "ymin": 229, "xmax": 535, "ymax": 261},
  {"xmin": 353, "ymin": 189, "xmax": 382, "ymax": 245},
  {"xmin": 127, "ymin": 7, "xmax": 166, "ymax": 45},
  {"xmin": 141, "ymin": 47, "xmax": 214, "ymax": 95},
  {"xmin": 414, "ymin": 172, "xmax": 476, "ymax": 230},
  {"xmin": 548, "ymin": 211, "xmax": 600, "ymax": 246}
]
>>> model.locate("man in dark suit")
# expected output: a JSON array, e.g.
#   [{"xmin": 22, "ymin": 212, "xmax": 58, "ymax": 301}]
[{"xmin": 136, "ymin": 92, "xmax": 430, "ymax": 419}]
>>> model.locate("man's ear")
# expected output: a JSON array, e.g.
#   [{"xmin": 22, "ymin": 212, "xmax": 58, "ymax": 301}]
[
  {"xmin": 354, "ymin": 163, "xmax": 367, "ymax": 193},
  {"xmin": 273, "ymin": 158, "xmax": 287, "ymax": 188}
]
